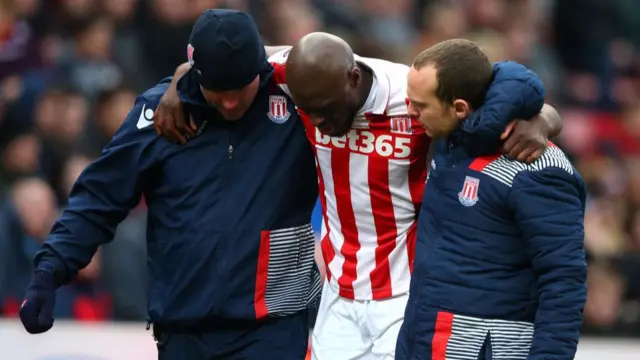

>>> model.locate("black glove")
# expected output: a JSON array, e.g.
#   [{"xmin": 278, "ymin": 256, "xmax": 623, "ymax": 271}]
[{"xmin": 19, "ymin": 270, "xmax": 57, "ymax": 334}]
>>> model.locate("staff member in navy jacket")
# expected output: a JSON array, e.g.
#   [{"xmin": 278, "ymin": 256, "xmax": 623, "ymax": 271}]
[
  {"xmin": 397, "ymin": 39, "xmax": 587, "ymax": 360},
  {"xmin": 19, "ymin": 9, "xmax": 320, "ymax": 360}
]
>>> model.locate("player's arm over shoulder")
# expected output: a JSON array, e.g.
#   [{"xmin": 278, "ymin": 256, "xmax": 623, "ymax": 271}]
[
  {"xmin": 173, "ymin": 46, "xmax": 291, "ymax": 73},
  {"xmin": 267, "ymin": 46, "xmax": 292, "ymax": 66},
  {"xmin": 266, "ymin": 45, "xmax": 292, "ymax": 59},
  {"xmin": 463, "ymin": 62, "xmax": 545, "ymax": 137},
  {"xmin": 267, "ymin": 46, "xmax": 293, "ymax": 96}
]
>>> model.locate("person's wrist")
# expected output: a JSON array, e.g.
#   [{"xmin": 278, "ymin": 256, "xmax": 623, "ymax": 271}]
[
  {"xmin": 533, "ymin": 114, "xmax": 552, "ymax": 138},
  {"xmin": 35, "ymin": 261, "xmax": 64, "ymax": 288},
  {"xmin": 32, "ymin": 270, "xmax": 55, "ymax": 290}
]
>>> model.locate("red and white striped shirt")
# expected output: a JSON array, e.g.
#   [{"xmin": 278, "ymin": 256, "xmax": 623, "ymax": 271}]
[{"xmin": 269, "ymin": 50, "xmax": 430, "ymax": 300}]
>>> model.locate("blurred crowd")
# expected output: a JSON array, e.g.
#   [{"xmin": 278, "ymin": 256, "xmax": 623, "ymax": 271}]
[{"xmin": 0, "ymin": 0, "xmax": 639, "ymax": 336}]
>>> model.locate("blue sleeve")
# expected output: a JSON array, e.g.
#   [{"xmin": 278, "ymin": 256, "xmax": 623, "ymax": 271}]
[
  {"xmin": 158, "ymin": 76, "xmax": 173, "ymax": 85},
  {"xmin": 35, "ymin": 100, "xmax": 161, "ymax": 284},
  {"xmin": 462, "ymin": 61, "xmax": 546, "ymax": 139},
  {"xmin": 508, "ymin": 168, "xmax": 587, "ymax": 360}
]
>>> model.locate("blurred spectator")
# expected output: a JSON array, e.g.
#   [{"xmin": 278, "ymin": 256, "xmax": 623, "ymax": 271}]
[
  {"xmin": 58, "ymin": 14, "xmax": 122, "ymax": 100},
  {"xmin": 101, "ymin": 0, "xmax": 147, "ymax": 90},
  {"xmin": 0, "ymin": 0, "xmax": 42, "ymax": 80},
  {"xmin": 0, "ymin": 178, "xmax": 57, "ymax": 316},
  {"xmin": 0, "ymin": 0, "xmax": 638, "ymax": 337},
  {"xmin": 35, "ymin": 86, "xmax": 88, "ymax": 203},
  {"xmin": 80, "ymin": 85, "xmax": 136, "ymax": 157},
  {"xmin": 139, "ymin": 0, "xmax": 194, "ymax": 83},
  {"xmin": 1, "ymin": 133, "xmax": 40, "ymax": 183}
]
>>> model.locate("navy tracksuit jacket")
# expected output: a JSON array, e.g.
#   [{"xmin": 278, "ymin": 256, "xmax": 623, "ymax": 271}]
[
  {"xmin": 35, "ymin": 64, "xmax": 321, "ymax": 345},
  {"xmin": 397, "ymin": 62, "xmax": 588, "ymax": 360}
]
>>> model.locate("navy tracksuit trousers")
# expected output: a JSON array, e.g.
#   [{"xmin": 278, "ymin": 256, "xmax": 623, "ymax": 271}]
[{"xmin": 155, "ymin": 310, "xmax": 309, "ymax": 360}]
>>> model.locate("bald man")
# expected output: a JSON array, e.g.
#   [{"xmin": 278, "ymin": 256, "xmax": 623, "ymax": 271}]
[
  {"xmin": 282, "ymin": 33, "xmax": 373, "ymax": 136},
  {"xmin": 154, "ymin": 32, "xmax": 563, "ymax": 360}
]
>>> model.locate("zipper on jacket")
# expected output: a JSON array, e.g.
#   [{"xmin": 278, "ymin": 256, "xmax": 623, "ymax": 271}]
[
  {"xmin": 226, "ymin": 119, "xmax": 237, "ymax": 160},
  {"xmin": 445, "ymin": 133, "xmax": 462, "ymax": 168}
]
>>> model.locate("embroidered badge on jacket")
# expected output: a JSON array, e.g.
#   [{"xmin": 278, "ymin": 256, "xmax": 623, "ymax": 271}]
[
  {"xmin": 267, "ymin": 95, "xmax": 291, "ymax": 124},
  {"xmin": 458, "ymin": 176, "xmax": 480, "ymax": 207}
]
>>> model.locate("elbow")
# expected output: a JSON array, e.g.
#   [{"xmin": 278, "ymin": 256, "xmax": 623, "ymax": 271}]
[
  {"xmin": 537, "ymin": 261, "xmax": 588, "ymax": 305},
  {"xmin": 535, "ymin": 263, "xmax": 588, "ymax": 326},
  {"xmin": 533, "ymin": 243, "xmax": 588, "ymax": 290},
  {"xmin": 538, "ymin": 256, "xmax": 587, "ymax": 281},
  {"xmin": 541, "ymin": 103, "xmax": 563, "ymax": 137}
]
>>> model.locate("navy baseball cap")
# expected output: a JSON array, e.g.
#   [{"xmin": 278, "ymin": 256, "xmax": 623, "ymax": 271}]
[{"xmin": 187, "ymin": 9, "xmax": 266, "ymax": 91}]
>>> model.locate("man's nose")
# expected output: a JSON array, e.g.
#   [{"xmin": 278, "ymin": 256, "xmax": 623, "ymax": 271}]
[
  {"xmin": 407, "ymin": 102, "xmax": 419, "ymax": 118},
  {"xmin": 309, "ymin": 115, "xmax": 324, "ymax": 127}
]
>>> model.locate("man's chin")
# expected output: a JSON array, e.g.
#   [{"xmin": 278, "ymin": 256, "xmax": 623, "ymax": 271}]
[
  {"xmin": 318, "ymin": 126, "xmax": 337, "ymax": 136},
  {"xmin": 321, "ymin": 129, "xmax": 348, "ymax": 137},
  {"xmin": 319, "ymin": 123, "xmax": 352, "ymax": 137},
  {"xmin": 219, "ymin": 112, "xmax": 244, "ymax": 121}
]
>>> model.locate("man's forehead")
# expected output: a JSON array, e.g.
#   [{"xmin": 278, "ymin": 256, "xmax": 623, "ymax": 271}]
[
  {"xmin": 408, "ymin": 65, "xmax": 437, "ymax": 98},
  {"xmin": 296, "ymin": 93, "xmax": 344, "ymax": 111},
  {"xmin": 411, "ymin": 65, "xmax": 437, "ymax": 86},
  {"xmin": 292, "ymin": 83, "xmax": 347, "ymax": 109}
]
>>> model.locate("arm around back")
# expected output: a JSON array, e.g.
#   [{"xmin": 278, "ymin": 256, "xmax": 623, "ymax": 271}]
[{"xmin": 463, "ymin": 61, "xmax": 546, "ymax": 139}]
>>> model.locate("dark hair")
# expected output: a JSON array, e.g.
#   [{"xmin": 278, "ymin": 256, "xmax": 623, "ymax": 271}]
[
  {"xmin": 69, "ymin": 12, "xmax": 111, "ymax": 37},
  {"xmin": 413, "ymin": 39, "xmax": 493, "ymax": 109},
  {"xmin": 96, "ymin": 85, "xmax": 135, "ymax": 107}
]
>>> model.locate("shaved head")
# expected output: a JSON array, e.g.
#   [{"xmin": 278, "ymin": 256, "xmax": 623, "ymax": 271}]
[
  {"xmin": 287, "ymin": 32, "xmax": 355, "ymax": 92},
  {"xmin": 285, "ymin": 32, "xmax": 371, "ymax": 136}
]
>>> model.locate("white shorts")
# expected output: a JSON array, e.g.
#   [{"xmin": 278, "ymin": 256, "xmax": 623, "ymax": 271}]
[{"xmin": 311, "ymin": 281, "xmax": 409, "ymax": 360}]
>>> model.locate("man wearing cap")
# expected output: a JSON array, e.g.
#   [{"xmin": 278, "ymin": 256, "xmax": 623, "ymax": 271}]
[{"xmin": 18, "ymin": 9, "xmax": 320, "ymax": 360}]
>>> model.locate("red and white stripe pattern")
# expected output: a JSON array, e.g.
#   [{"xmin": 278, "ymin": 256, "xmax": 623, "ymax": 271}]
[{"xmin": 269, "ymin": 50, "xmax": 430, "ymax": 300}]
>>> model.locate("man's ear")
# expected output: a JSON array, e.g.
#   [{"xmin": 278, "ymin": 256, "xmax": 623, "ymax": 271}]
[
  {"xmin": 348, "ymin": 66, "xmax": 360, "ymax": 88},
  {"xmin": 453, "ymin": 99, "xmax": 471, "ymax": 120}
]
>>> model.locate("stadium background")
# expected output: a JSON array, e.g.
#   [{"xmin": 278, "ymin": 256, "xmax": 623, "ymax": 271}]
[{"xmin": 0, "ymin": 0, "xmax": 639, "ymax": 358}]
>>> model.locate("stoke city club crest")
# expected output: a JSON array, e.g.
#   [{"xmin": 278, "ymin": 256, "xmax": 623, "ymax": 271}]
[
  {"xmin": 458, "ymin": 176, "xmax": 480, "ymax": 207},
  {"xmin": 267, "ymin": 95, "xmax": 291, "ymax": 124}
]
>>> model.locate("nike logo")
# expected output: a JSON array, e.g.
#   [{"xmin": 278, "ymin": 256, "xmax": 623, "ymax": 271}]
[{"xmin": 136, "ymin": 104, "xmax": 154, "ymax": 129}]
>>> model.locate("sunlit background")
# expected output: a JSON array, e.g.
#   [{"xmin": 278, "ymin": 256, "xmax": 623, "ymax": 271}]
[{"xmin": 0, "ymin": 0, "xmax": 638, "ymax": 358}]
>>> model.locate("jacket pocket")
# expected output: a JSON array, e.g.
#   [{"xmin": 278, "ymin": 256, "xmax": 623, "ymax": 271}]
[{"xmin": 254, "ymin": 223, "xmax": 317, "ymax": 318}]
